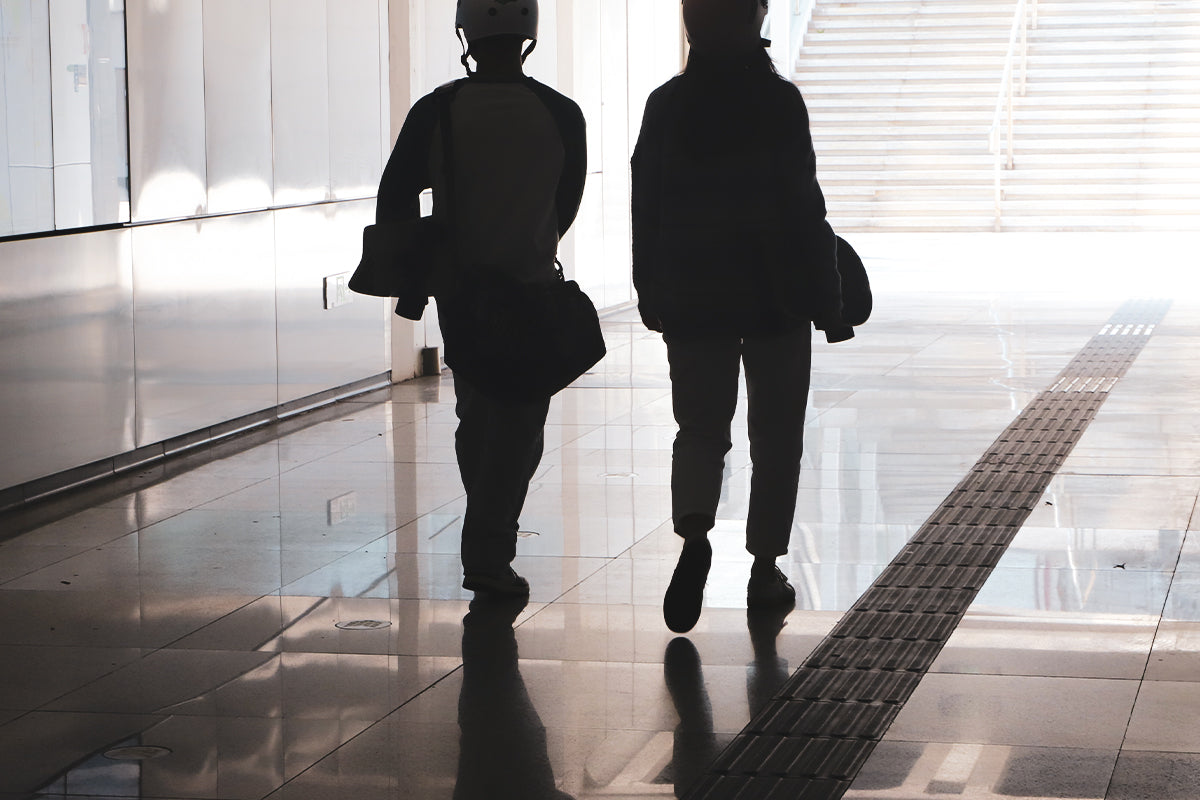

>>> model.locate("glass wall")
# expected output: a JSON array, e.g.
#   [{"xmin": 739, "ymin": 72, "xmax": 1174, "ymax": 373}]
[{"xmin": 0, "ymin": 0, "xmax": 128, "ymax": 237}]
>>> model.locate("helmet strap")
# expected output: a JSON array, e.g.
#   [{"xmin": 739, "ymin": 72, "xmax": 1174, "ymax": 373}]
[
  {"xmin": 456, "ymin": 28, "xmax": 536, "ymax": 75},
  {"xmin": 456, "ymin": 27, "xmax": 475, "ymax": 76}
]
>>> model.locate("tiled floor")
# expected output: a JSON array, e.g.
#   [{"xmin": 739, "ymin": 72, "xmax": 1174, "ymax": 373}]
[{"xmin": 1, "ymin": 233, "xmax": 1198, "ymax": 799}]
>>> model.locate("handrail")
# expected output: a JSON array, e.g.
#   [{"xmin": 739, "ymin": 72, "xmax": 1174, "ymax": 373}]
[
  {"xmin": 988, "ymin": 0, "xmax": 1038, "ymax": 229},
  {"xmin": 766, "ymin": 0, "xmax": 819, "ymax": 78},
  {"xmin": 791, "ymin": 0, "xmax": 819, "ymax": 71}
]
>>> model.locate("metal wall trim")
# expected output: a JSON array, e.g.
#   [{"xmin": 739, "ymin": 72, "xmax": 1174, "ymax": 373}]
[
  {"xmin": 0, "ymin": 197, "xmax": 383, "ymax": 246},
  {"xmin": 0, "ymin": 372, "xmax": 391, "ymax": 515}
]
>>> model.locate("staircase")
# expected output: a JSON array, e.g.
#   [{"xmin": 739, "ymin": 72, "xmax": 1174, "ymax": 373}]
[{"xmin": 798, "ymin": 0, "xmax": 1200, "ymax": 232}]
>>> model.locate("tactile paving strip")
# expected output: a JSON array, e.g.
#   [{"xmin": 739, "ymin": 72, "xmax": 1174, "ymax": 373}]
[{"xmin": 683, "ymin": 299, "xmax": 1170, "ymax": 800}]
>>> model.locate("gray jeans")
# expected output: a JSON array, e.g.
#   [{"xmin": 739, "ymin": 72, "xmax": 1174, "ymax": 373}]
[
  {"xmin": 454, "ymin": 375, "xmax": 551, "ymax": 574},
  {"xmin": 665, "ymin": 327, "xmax": 812, "ymax": 557}
]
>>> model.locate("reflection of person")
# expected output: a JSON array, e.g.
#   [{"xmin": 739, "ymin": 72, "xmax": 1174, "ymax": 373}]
[
  {"xmin": 631, "ymin": 0, "xmax": 844, "ymax": 633},
  {"xmin": 662, "ymin": 617, "xmax": 793, "ymax": 798},
  {"xmin": 663, "ymin": 638, "xmax": 720, "ymax": 798},
  {"xmin": 375, "ymin": 0, "xmax": 586, "ymax": 597},
  {"xmin": 746, "ymin": 606, "xmax": 792, "ymax": 717},
  {"xmin": 456, "ymin": 597, "xmax": 575, "ymax": 800}
]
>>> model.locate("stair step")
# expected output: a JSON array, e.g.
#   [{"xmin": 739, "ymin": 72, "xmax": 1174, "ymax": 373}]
[
  {"xmin": 804, "ymin": 28, "xmax": 1200, "ymax": 45},
  {"xmin": 802, "ymin": 42, "xmax": 1200, "ymax": 60},
  {"xmin": 799, "ymin": 85, "xmax": 1200, "ymax": 102},
  {"xmin": 818, "ymin": 152, "xmax": 1200, "ymax": 168},
  {"xmin": 795, "ymin": 0, "xmax": 1200, "ymax": 231},
  {"xmin": 823, "ymin": 182, "xmax": 1200, "ymax": 200},
  {"xmin": 808, "ymin": 113, "xmax": 1200, "ymax": 128},
  {"xmin": 796, "ymin": 61, "xmax": 1200, "ymax": 77},
  {"xmin": 810, "ymin": 1, "xmax": 1020, "ymax": 16},
  {"xmin": 828, "ymin": 198, "xmax": 1200, "ymax": 214},
  {"xmin": 810, "ymin": 13, "xmax": 1200, "ymax": 29},
  {"xmin": 799, "ymin": 51, "xmax": 1200, "ymax": 68},
  {"xmin": 825, "ymin": 216, "xmax": 1200, "ymax": 233},
  {"xmin": 804, "ymin": 102, "xmax": 1200, "ymax": 121},
  {"xmin": 818, "ymin": 167, "xmax": 1200, "ymax": 183},
  {"xmin": 1002, "ymin": 184, "xmax": 1200, "ymax": 199}
]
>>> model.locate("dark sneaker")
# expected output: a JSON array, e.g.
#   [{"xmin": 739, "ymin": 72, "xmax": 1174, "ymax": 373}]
[
  {"xmin": 664, "ymin": 537, "xmax": 712, "ymax": 633},
  {"xmin": 747, "ymin": 565, "xmax": 796, "ymax": 609},
  {"xmin": 463, "ymin": 567, "xmax": 530, "ymax": 597}
]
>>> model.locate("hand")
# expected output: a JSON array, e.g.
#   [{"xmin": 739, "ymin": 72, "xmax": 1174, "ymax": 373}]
[
  {"xmin": 639, "ymin": 307, "xmax": 664, "ymax": 333},
  {"xmin": 824, "ymin": 326, "xmax": 855, "ymax": 343}
]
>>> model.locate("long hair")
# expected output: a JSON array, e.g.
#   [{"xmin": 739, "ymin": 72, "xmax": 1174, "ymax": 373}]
[{"xmin": 672, "ymin": 45, "xmax": 786, "ymax": 160}]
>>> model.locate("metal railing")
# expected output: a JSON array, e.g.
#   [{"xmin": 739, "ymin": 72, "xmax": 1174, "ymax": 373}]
[{"xmin": 989, "ymin": 0, "xmax": 1039, "ymax": 229}]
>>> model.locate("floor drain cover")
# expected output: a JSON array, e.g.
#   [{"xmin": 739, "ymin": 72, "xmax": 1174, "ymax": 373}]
[
  {"xmin": 335, "ymin": 619, "xmax": 392, "ymax": 631},
  {"xmin": 103, "ymin": 746, "xmax": 172, "ymax": 761},
  {"xmin": 516, "ymin": 530, "xmax": 540, "ymax": 538}
]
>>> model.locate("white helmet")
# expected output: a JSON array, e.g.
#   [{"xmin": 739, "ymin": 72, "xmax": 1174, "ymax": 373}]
[
  {"xmin": 683, "ymin": 0, "xmax": 768, "ymax": 56},
  {"xmin": 456, "ymin": 0, "xmax": 539, "ymax": 45}
]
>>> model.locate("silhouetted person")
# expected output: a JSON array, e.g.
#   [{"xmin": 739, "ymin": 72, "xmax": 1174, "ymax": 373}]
[
  {"xmin": 376, "ymin": 0, "xmax": 586, "ymax": 597},
  {"xmin": 456, "ymin": 597, "xmax": 575, "ymax": 800},
  {"xmin": 631, "ymin": 0, "xmax": 844, "ymax": 633}
]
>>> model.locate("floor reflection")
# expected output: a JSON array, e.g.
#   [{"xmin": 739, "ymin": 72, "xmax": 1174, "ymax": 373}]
[
  {"xmin": 457, "ymin": 597, "xmax": 575, "ymax": 800},
  {"xmin": 662, "ymin": 637, "xmax": 721, "ymax": 798},
  {"xmin": 662, "ymin": 602, "xmax": 795, "ymax": 798}
]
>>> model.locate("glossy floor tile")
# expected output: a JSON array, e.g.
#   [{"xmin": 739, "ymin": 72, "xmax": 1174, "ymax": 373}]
[
  {"xmin": 2, "ymin": 233, "xmax": 1200, "ymax": 798},
  {"xmin": 846, "ymin": 742, "xmax": 1120, "ymax": 800}
]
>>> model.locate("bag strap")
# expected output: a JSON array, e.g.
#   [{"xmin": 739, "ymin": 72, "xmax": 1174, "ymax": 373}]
[{"xmin": 433, "ymin": 83, "xmax": 461, "ymax": 289}]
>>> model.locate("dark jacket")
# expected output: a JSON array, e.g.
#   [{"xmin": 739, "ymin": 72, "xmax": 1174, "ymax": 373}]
[
  {"xmin": 375, "ymin": 76, "xmax": 587, "ymax": 320},
  {"xmin": 631, "ymin": 50, "xmax": 843, "ymax": 338}
]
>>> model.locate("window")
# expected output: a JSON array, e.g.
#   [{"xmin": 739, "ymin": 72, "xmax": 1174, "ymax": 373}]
[{"xmin": 0, "ymin": 0, "xmax": 128, "ymax": 237}]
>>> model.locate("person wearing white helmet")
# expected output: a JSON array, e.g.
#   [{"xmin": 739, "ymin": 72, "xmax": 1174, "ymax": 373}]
[
  {"xmin": 632, "ymin": 0, "xmax": 846, "ymax": 633},
  {"xmin": 375, "ymin": 0, "xmax": 586, "ymax": 598},
  {"xmin": 454, "ymin": 0, "xmax": 540, "ymax": 73}
]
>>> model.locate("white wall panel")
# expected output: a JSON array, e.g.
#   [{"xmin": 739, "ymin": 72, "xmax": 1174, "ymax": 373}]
[
  {"xmin": 0, "ymin": 0, "xmax": 54, "ymax": 236},
  {"xmin": 132, "ymin": 213, "xmax": 278, "ymax": 445},
  {"xmin": 378, "ymin": 0, "xmax": 391, "ymax": 166},
  {"xmin": 328, "ymin": 0, "xmax": 384, "ymax": 200},
  {"xmin": 127, "ymin": 0, "xmax": 207, "ymax": 222},
  {"xmin": 84, "ymin": 0, "xmax": 130, "ymax": 228},
  {"xmin": 524, "ymin": 0, "xmax": 558, "ymax": 89},
  {"xmin": 48, "ymin": 0, "xmax": 93, "ymax": 228},
  {"xmin": 598, "ymin": 0, "xmax": 632, "ymax": 309},
  {"xmin": 275, "ymin": 201, "xmax": 388, "ymax": 404},
  {"xmin": 417, "ymin": 0, "xmax": 459, "ymax": 95},
  {"xmin": 203, "ymin": 0, "xmax": 273, "ymax": 214},
  {"xmin": 271, "ymin": 0, "xmax": 330, "ymax": 206},
  {"xmin": 0, "ymin": 230, "xmax": 135, "ymax": 488},
  {"xmin": 628, "ymin": 0, "xmax": 682, "ymax": 148}
]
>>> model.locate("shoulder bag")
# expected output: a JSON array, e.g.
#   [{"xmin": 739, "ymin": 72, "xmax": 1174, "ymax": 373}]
[{"xmin": 348, "ymin": 85, "xmax": 458, "ymax": 307}]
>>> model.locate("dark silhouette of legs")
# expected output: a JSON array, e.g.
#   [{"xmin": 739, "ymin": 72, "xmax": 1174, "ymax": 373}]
[
  {"xmin": 742, "ymin": 328, "xmax": 811, "ymax": 559},
  {"xmin": 454, "ymin": 375, "xmax": 550, "ymax": 587},
  {"xmin": 662, "ymin": 329, "xmax": 811, "ymax": 623},
  {"xmin": 743, "ymin": 329, "xmax": 810, "ymax": 607},
  {"xmin": 665, "ymin": 334, "xmax": 741, "ymax": 532},
  {"xmin": 663, "ymin": 335, "xmax": 740, "ymax": 630}
]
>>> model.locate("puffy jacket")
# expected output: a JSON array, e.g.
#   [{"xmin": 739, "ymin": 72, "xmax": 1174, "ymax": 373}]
[{"xmin": 631, "ymin": 49, "xmax": 843, "ymax": 338}]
